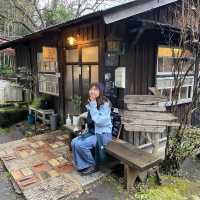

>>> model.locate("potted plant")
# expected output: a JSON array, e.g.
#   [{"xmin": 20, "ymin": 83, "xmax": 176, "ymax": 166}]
[{"xmin": 71, "ymin": 95, "xmax": 82, "ymax": 127}]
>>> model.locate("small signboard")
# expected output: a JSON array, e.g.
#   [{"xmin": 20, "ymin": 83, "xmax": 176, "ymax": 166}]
[
  {"xmin": 43, "ymin": 47, "xmax": 57, "ymax": 62},
  {"xmin": 115, "ymin": 67, "xmax": 126, "ymax": 88}
]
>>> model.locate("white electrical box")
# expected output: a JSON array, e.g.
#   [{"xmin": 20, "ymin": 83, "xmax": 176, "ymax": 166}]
[{"xmin": 115, "ymin": 67, "xmax": 126, "ymax": 88}]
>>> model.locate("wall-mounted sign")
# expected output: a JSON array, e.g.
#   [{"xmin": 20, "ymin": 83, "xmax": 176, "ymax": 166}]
[
  {"xmin": 43, "ymin": 47, "xmax": 57, "ymax": 62},
  {"xmin": 39, "ymin": 74, "xmax": 59, "ymax": 96},
  {"xmin": 38, "ymin": 47, "xmax": 58, "ymax": 73},
  {"xmin": 115, "ymin": 67, "xmax": 126, "ymax": 88}
]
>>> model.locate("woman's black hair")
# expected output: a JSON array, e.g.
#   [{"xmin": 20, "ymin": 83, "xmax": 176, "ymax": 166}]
[{"xmin": 89, "ymin": 82, "xmax": 112, "ymax": 109}]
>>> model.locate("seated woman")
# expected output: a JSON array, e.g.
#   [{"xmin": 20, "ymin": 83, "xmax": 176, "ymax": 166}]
[{"xmin": 71, "ymin": 83, "xmax": 112, "ymax": 176}]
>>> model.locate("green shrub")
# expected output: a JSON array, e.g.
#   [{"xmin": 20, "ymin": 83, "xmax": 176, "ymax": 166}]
[
  {"xmin": 0, "ymin": 107, "xmax": 28, "ymax": 127},
  {"xmin": 0, "ymin": 103, "xmax": 13, "ymax": 108}
]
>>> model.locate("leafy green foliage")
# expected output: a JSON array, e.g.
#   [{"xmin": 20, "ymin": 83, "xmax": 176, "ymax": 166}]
[
  {"xmin": 163, "ymin": 128, "xmax": 200, "ymax": 174},
  {"xmin": 0, "ymin": 66, "xmax": 15, "ymax": 77},
  {"xmin": 43, "ymin": 3, "xmax": 74, "ymax": 26}
]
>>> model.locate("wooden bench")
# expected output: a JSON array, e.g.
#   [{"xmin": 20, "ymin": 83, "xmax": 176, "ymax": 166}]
[
  {"xmin": 106, "ymin": 139, "xmax": 161, "ymax": 189},
  {"xmin": 105, "ymin": 90, "xmax": 180, "ymax": 189}
]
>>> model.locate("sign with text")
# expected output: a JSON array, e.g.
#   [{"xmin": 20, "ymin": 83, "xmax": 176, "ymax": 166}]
[
  {"xmin": 43, "ymin": 47, "xmax": 57, "ymax": 61},
  {"xmin": 115, "ymin": 67, "xmax": 126, "ymax": 88}
]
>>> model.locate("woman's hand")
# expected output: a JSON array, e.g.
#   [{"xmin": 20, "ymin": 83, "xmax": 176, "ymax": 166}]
[{"xmin": 89, "ymin": 94, "xmax": 96, "ymax": 102}]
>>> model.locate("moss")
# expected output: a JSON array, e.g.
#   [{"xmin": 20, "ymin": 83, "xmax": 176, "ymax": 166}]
[
  {"xmin": 101, "ymin": 175, "xmax": 200, "ymax": 200},
  {"xmin": 135, "ymin": 176, "xmax": 200, "ymax": 200}
]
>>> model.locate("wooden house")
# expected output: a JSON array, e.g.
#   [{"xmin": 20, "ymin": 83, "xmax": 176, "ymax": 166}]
[
  {"xmin": 0, "ymin": 0, "xmax": 193, "ymax": 153},
  {"xmin": 0, "ymin": 37, "xmax": 15, "ymax": 69}
]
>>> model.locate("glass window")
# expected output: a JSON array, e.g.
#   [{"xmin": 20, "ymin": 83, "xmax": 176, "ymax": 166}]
[
  {"xmin": 73, "ymin": 65, "xmax": 81, "ymax": 96},
  {"xmin": 158, "ymin": 57, "xmax": 164, "ymax": 72},
  {"xmin": 66, "ymin": 49, "xmax": 79, "ymax": 63},
  {"xmin": 180, "ymin": 87, "xmax": 188, "ymax": 99},
  {"xmin": 157, "ymin": 46, "xmax": 194, "ymax": 74},
  {"xmin": 91, "ymin": 65, "xmax": 99, "ymax": 84},
  {"xmin": 82, "ymin": 46, "xmax": 99, "ymax": 63},
  {"xmin": 82, "ymin": 65, "xmax": 90, "ymax": 98},
  {"xmin": 188, "ymin": 86, "xmax": 192, "ymax": 98},
  {"xmin": 163, "ymin": 57, "xmax": 173, "ymax": 72},
  {"xmin": 65, "ymin": 46, "xmax": 99, "ymax": 114},
  {"xmin": 65, "ymin": 65, "xmax": 73, "ymax": 98},
  {"xmin": 162, "ymin": 88, "xmax": 171, "ymax": 101}
]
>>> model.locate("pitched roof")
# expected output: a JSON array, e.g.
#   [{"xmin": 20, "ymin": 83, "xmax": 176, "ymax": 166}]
[{"xmin": 0, "ymin": 0, "xmax": 178, "ymax": 50}]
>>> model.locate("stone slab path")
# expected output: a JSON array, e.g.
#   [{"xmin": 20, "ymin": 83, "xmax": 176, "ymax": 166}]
[{"xmin": 0, "ymin": 131, "xmax": 109, "ymax": 200}]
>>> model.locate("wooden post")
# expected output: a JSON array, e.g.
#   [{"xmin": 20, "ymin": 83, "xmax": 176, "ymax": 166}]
[
  {"xmin": 134, "ymin": 132, "xmax": 140, "ymax": 146},
  {"xmin": 124, "ymin": 164, "xmax": 139, "ymax": 190},
  {"xmin": 152, "ymin": 132, "xmax": 160, "ymax": 155}
]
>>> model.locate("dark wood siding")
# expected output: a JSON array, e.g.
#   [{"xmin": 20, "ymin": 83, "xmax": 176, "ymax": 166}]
[{"xmin": 120, "ymin": 41, "xmax": 156, "ymax": 95}]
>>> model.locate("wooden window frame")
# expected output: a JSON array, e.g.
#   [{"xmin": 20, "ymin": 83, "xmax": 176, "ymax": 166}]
[{"xmin": 65, "ymin": 44, "xmax": 100, "ymax": 101}]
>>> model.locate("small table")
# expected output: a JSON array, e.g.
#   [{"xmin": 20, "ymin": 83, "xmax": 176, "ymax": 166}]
[{"xmin": 29, "ymin": 106, "xmax": 54, "ymax": 125}]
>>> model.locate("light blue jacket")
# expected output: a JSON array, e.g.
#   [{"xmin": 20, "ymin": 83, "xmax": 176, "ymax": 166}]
[{"xmin": 85, "ymin": 100, "xmax": 112, "ymax": 135}]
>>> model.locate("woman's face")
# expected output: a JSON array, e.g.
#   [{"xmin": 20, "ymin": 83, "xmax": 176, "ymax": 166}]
[{"xmin": 89, "ymin": 86, "xmax": 100, "ymax": 100}]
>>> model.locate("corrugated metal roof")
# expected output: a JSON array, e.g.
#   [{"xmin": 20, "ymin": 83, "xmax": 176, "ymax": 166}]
[
  {"xmin": 104, "ymin": 0, "xmax": 179, "ymax": 24},
  {"xmin": 0, "ymin": 0, "xmax": 178, "ymax": 50}
]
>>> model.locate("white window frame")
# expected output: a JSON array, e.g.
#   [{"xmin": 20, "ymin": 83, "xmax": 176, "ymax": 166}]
[
  {"xmin": 157, "ymin": 46, "xmax": 195, "ymax": 76},
  {"xmin": 156, "ymin": 76, "xmax": 194, "ymax": 106}
]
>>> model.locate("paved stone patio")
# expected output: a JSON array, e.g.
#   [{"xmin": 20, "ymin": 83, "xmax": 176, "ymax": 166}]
[{"xmin": 0, "ymin": 131, "xmax": 110, "ymax": 200}]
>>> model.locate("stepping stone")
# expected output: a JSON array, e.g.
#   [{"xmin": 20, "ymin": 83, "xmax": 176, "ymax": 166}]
[
  {"xmin": 16, "ymin": 146, "xmax": 27, "ymax": 151},
  {"xmin": 18, "ymin": 150, "xmax": 29, "ymax": 159},
  {"xmin": 57, "ymin": 164, "xmax": 74, "ymax": 174},
  {"xmin": 49, "ymin": 144, "xmax": 59, "ymax": 149},
  {"xmin": 48, "ymin": 159, "xmax": 60, "ymax": 167},
  {"xmin": 39, "ymin": 171, "xmax": 50, "ymax": 180},
  {"xmin": 56, "ymin": 141, "xmax": 65, "ymax": 147},
  {"xmin": 21, "ymin": 168, "xmax": 33, "ymax": 176},
  {"xmin": 56, "ymin": 136, "xmax": 65, "ymax": 141},
  {"xmin": 2, "ymin": 154, "xmax": 17, "ymax": 161},
  {"xmin": 56, "ymin": 156, "xmax": 69, "ymax": 164},
  {"xmin": 18, "ymin": 175, "xmax": 39, "ymax": 189},
  {"xmin": 29, "ymin": 150, "xmax": 36, "ymax": 155},
  {"xmin": 48, "ymin": 170, "xmax": 59, "ymax": 177},
  {"xmin": 30, "ymin": 143, "xmax": 40, "ymax": 149},
  {"xmin": 32, "ymin": 162, "xmax": 50, "ymax": 173},
  {"xmin": 11, "ymin": 170, "xmax": 24, "ymax": 181},
  {"xmin": 70, "ymin": 169, "xmax": 111, "ymax": 188},
  {"xmin": 37, "ymin": 141, "xmax": 45, "ymax": 146}
]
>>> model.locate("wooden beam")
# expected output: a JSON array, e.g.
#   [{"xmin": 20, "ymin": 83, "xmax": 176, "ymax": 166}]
[
  {"xmin": 126, "ymin": 104, "xmax": 166, "ymax": 112},
  {"xmin": 122, "ymin": 110, "xmax": 178, "ymax": 121},
  {"xmin": 124, "ymin": 124, "xmax": 166, "ymax": 133},
  {"xmin": 124, "ymin": 95, "xmax": 167, "ymax": 105},
  {"xmin": 122, "ymin": 118, "xmax": 180, "ymax": 127}
]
